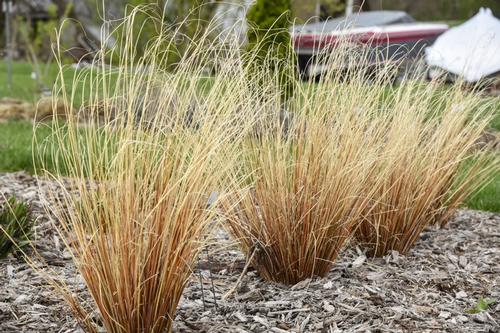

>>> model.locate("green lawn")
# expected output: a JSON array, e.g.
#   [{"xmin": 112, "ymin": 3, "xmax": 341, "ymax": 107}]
[
  {"xmin": 0, "ymin": 61, "xmax": 60, "ymax": 102},
  {"xmin": 0, "ymin": 61, "xmax": 93, "ymax": 106},
  {"xmin": 0, "ymin": 121, "xmax": 53, "ymax": 173},
  {"xmin": 466, "ymin": 172, "xmax": 500, "ymax": 212}
]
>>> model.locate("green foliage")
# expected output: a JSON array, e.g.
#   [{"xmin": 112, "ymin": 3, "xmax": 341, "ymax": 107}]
[
  {"xmin": 247, "ymin": 0, "xmax": 291, "ymax": 32},
  {"xmin": 21, "ymin": 2, "xmax": 73, "ymax": 61},
  {"xmin": 320, "ymin": 0, "xmax": 346, "ymax": 19},
  {"xmin": 0, "ymin": 197, "xmax": 33, "ymax": 259},
  {"xmin": 246, "ymin": 0, "xmax": 296, "ymax": 101},
  {"xmin": 467, "ymin": 298, "xmax": 497, "ymax": 314}
]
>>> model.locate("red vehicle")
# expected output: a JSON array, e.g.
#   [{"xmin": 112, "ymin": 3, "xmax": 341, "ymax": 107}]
[{"xmin": 292, "ymin": 11, "xmax": 448, "ymax": 78}]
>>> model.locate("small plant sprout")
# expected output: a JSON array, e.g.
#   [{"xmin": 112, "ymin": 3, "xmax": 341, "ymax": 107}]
[
  {"xmin": 0, "ymin": 196, "xmax": 34, "ymax": 259},
  {"xmin": 467, "ymin": 297, "xmax": 497, "ymax": 314}
]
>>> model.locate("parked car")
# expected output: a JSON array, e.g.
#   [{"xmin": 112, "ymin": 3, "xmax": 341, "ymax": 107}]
[{"xmin": 292, "ymin": 11, "xmax": 448, "ymax": 78}]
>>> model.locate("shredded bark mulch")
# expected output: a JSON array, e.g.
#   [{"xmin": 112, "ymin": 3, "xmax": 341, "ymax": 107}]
[{"xmin": 0, "ymin": 172, "xmax": 499, "ymax": 333}]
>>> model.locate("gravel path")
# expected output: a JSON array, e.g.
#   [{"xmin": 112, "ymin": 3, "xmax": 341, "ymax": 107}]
[{"xmin": 0, "ymin": 172, "xmax": 499, "ymax": 333}]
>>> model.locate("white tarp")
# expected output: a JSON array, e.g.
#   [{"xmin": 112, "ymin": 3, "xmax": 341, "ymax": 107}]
[{"xmin": 425, "ymin": 8, "xmax": 500, "ymax": 82}]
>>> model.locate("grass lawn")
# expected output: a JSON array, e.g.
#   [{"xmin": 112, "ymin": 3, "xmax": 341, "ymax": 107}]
[
  {"xmin": 466, "ymin": 172, "xmax": 500, "ymax": 212},
  {"xmin": 0, "ymin": 61, "xmax": 92, "ymax": 106},
  {"xmin": 0, "ymin": 61, "xmax": 60, "ymax": 102},
  {"xmin": 0, "ymin": 121, "xmax": 54, "ymax": 173}
]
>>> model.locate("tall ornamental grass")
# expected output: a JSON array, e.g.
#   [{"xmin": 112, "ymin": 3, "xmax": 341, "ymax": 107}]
[
  {"xmin": 222, "ymin": 107, "xmax": 386, "ymax": 284},
  {"xmin": 223, "ymin": 40, "xmax": 499, "ymax": 282},
  {"xmin": 222, "ymin": 44, "xmax": 395, "ymax": 284},
  {"xmin": 355, "ymin": 82, "xmax": 499, "ymax": 256},
  {"xmin": 37, "ymin": 9, "xmax": 256, "ymax": 333}
]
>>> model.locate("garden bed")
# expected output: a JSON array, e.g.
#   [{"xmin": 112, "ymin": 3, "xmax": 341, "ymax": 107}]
[{"xmin": 0, "ymin": 172, "xmax": 499, "ymax": 333}]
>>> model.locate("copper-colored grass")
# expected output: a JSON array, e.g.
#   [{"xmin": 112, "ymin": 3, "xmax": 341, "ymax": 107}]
[
  {"xmin": 223, "ymin": 39, "xmax": 499, "ymax": 279},
  {"xmin": 31, "ymin": 8, "xmax": 499, "ymax": 329},
  {"xmin": 36, "ymin": 8, "xmax": 257, "ymax": 333},
  {"xmin": 355, "ymin": 83, "xmax": 500, "ymax": 257},
  {"xmin": 222, "ymin": 50, "xmax": 392, "ymax": 284}
]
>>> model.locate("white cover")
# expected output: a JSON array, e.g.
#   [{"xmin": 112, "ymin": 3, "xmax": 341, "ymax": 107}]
[{"xmin": 425, "ymin": 8, "xmax": 500, "ymax": 82}]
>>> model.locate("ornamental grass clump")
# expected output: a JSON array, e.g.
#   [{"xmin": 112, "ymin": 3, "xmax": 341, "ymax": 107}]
[
  {"xmin": 222, "ymin": 43, "xmax": 394, "ymax": 285},
  {"xmin": 223, "ymin": 115, "xmax": 380, "ymax": 285},
  {"xmin": 355, "ymin": 82, "xmax": 500, "ymax": 257},
  {"xmin": 36, "ymin": 9, "xmax": 256, "ymax": 333}
]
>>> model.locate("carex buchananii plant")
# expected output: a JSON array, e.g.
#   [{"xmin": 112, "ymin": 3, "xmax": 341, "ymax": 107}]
[
  {"xmin": 35, "ymin": 7, "xmax": 257, "ymax": 333},
  {"xmin": 221, "ymin": 42, "xmax": 394, "ymax": 285},
  {"xmin": 355, "ymin": 80, "xmax": 500, "ymax": 257}
]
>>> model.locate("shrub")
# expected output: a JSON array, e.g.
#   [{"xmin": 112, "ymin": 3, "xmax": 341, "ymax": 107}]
[
  {"xmin": 0, "ymin": 197, "xmax": 33, "ymax": 259},
  {"xmin": 246, "ymin": 0, "xmax": 296, "ymax": 101}
]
